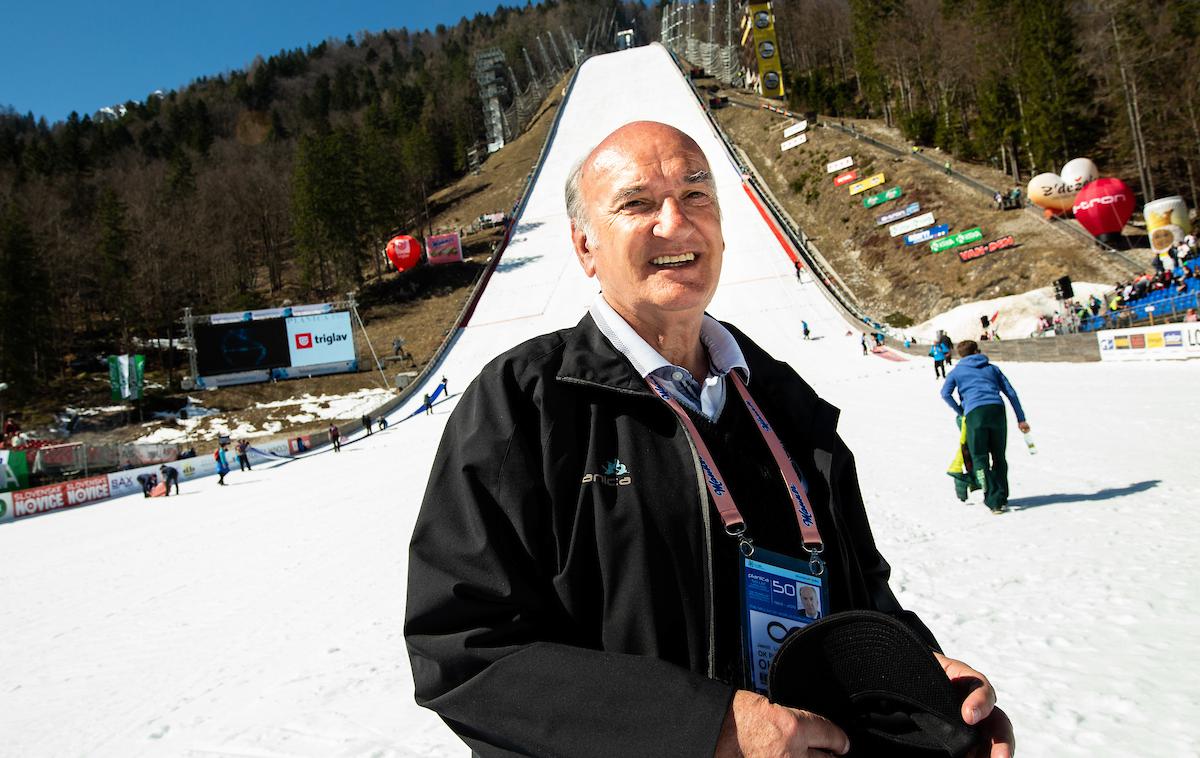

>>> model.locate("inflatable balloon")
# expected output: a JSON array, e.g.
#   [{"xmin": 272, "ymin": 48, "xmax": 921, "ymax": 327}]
[
  {"xmin": 1060, "ymin": 158, "xmax": 1099, "ymax": 193},
  {"xmin": 385, "ymin": 235, "xmax": 422, "ymax": 273},
  {"xmin": 1143, "ymin": 196, "xmax": 1189, "ymax": 253},
  {"xmin": 1072, "ymin": 178, "xmax": 1134, "ymax": 238},
  {"xmin": 1027, "ymin": 172, "xmax": 1075, "ymax": 213}
]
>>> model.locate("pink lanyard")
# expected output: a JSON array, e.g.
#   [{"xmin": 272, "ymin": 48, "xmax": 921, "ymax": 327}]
[{"xmin": 646, "ymin": 371, "xmax": 826, "ymax": 573}]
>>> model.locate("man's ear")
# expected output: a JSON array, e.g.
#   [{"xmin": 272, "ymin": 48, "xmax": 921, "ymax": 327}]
[{"xmin": 571, "ymin": 221, "xmax": 597, "ymax": 278}]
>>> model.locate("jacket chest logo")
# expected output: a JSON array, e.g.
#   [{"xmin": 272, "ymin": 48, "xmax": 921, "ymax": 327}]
[{"xmin": 581, "ymin": 458, "xmax": 632, "ymax": 487}]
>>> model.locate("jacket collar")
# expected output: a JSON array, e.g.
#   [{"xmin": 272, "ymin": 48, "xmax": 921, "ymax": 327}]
[{"xmin": 556, "ymin": 313, "xmax": 839, "ymax": 439}]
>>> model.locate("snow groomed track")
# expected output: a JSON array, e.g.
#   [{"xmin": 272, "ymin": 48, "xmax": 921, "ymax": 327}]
[{"xmin": 1, "ymin": 44, "xmax": 1198, "ymax": 758}]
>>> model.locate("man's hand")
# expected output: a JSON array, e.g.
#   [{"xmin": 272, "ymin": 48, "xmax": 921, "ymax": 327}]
[
  {"xmin": 933, "ymin": 652, "xmax": 1016, "ymax": 758},
  {"xmin": 714, "ymin": 690, "xmax": 849, "ymax": 757},
  {"xmin": 1017, "ymin": 421, "xmax": 1030, "ymax": 433}
]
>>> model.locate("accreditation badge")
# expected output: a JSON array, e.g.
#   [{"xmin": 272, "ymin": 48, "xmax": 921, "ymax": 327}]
[{"xmin": 741, "ymin": 546, "xmax": 829, "ymax": 694}]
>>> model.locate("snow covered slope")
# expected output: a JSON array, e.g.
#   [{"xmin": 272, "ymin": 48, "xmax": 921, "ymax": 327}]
[{"xmin": 1, "ymin": 44, "xmax": 1197, "ymax": 758}]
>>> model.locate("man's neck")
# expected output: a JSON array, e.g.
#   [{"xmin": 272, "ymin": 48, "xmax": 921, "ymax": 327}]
[{"xmin": 607, "ymin": 298, "xmax": 708, "ymax": 379}]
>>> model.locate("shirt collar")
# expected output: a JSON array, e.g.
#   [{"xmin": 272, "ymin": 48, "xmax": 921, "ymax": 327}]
[{"xmin": 588, "ymin": 293, "xmax": 749, "ymax": 381}]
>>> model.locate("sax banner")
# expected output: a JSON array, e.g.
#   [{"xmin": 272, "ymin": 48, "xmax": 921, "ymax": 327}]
[
  {"xmin": 848, "ymin": 173, "xmax": 886, "ymax": 196},
  {"xmin": 833, "ymin": 170, "xmax": 858, "ymax": 187},
  {"xmin": 904, "ymin": 224, "xmax": 950, "ymax": 245},
  {"xmin": 826, "ymin": 156, "xmax": 854, "ymax": 174},
  {"xmin": 888, "ymin": 212, "xmax": 935, "ymax": 238},
  {"xmin": 863, "ymin": 186, "xmax": 903, "ymax": 209},
  {"xmin": 877, "ymin": 202, "xmax": 921, "ymax": 226},
  {"xmin": 783, "ymin": 121, "xmax": 808, "ymax": 138},
  {"xmin": 780, "ymin": 133, "xmax": 808, "ymax": 151},
  {"xmin": 931, "ymin": 227, "xmax": 984, "ymax": 252}
]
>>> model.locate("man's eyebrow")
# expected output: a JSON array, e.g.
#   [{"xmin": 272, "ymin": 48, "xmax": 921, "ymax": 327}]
[
  {"xmin": 684, "ymin": 170, "xmax": 712, "ymax": 185},
  {"xmin": 611, "ymin": 184, "xmax": 645, "ymax": 203}
]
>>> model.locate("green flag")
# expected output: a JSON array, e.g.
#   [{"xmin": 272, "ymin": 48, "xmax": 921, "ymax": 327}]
[
  {"xmin": 108, "ymin": 354, "xmax": 146, "ymax": 401},
  {"xmin": 0, "ymin": 450, "xmax": 30, "ymax": 492}
]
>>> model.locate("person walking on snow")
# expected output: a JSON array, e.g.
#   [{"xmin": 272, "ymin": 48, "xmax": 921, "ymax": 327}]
[
  {"xmin": 929, "ymin": 342, "xmax": 948, "ymax": 379},
  {"xmin": 940, "ymin": 341, "xmax": 1030, "ymax": 514},
  {"xmin": 939, "ymin": 331, "xmax": 954, "ymax": 366},
  {"xmin": 860, "ymin": 333, "xmax": 868, "ymax": 355},
  {"xmin": 801, "ymin": 320, "xmax": 811, "ymax": 340},
  {"xmin": 214, "ymin": 442, "xmax": 231, "ymax": 486},
  {"xmin": 235, "ymin": 439, "xmax": 252, "ymax": 471},
  {"xmin": 423, "ymin": 393, "xmax": 432, "ymax": 415},
  {"xmin": 329, "ymin": 423, "xmax": 341, "ymax": 452}
]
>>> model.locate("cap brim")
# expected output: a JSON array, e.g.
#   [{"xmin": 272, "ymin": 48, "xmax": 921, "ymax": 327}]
[{"xmin": 768, "ymin": 610, "xmax": 980, "ymax": 758}]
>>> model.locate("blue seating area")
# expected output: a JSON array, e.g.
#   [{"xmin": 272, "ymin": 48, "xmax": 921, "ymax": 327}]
[{"xmin": 1081, "ymin": 260, "xmax": 1200, "ymax": 332}]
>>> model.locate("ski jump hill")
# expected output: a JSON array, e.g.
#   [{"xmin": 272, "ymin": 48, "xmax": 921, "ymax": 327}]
[{"xmin": 2, "ymin": 44, "xmax": 1197, "ymax": 758}]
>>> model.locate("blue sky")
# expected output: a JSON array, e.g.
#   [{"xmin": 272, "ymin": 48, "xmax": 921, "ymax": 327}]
[{"xmin": 0, "ymin": 1, "xmax": 530, "ymax": 124}]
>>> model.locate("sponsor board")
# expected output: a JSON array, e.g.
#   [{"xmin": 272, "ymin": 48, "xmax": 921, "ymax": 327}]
[
  {"xmin": 425, "ymin": 232, "xmax": 464, "ymax": 265},
  {"xmin": 833, "ymin": 170, "xmax": 858, "ymax": 187},
  {"xmin": 783, "ymin": 121, "xmax": 808, "ymax": 138},
  {"xmin": 12, "ymin": 475, "xmax": 111, "ymax": 519},
  {"xmin": 826, "ymin": 156, "xmax": 854, "ymax": 174},
  {"xmin": 888, "ymin": 212, "xmax": 936, "ymax": 238},
  {"xmin": 1098, "ymin": 323, "xmax": 1200, "ymax": 361},
  {"xmin": 905, "ymin": 224, "xmax": 950, "ymax": 245},
  {"xmin": 286, "ymin": 312, "xmax": 355, "ymax": 367},
  {"xmin": 957, "ymin": 235, "xmax": 1017, "ymax": 262},
  {"xmin": 863, "ymin": 186, "xmax": 903, "ymax": 209},
  {"xmin": 848, "ymin": 173, "xmax": 886, "ymax": 196},
  {"xmin": 877, "ymin": 202, "xmax": 921, "ymax": 226},
  {"xmin": 0, "ymin": 492, "xmax": 11, "ymax": 523},
  {"xmin": 781, "ymin": 133, "xmax": 808, "ymax": 151},
  {"xmin": 930, "ymin": 227, "xmax": 984, "ymax": 252}
]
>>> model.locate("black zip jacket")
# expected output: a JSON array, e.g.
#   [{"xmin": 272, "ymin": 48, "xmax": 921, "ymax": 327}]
[{"xmin": 405, "ymin": 313, "xmax": 937, "ymax": 757}]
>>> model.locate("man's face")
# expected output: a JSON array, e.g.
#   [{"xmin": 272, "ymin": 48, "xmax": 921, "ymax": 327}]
[
  {"xmin": 572, "ymin": 123, "xmax": 724, "ymax": 325},
  {"xmin": 800, "ymin": 586, "xmax": 819, "ymax": 617}
]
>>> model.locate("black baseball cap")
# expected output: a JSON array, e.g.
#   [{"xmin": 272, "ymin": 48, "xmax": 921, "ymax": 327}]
[{"xmin": 768, "ymin": 610, "xmax": 980, "ymax": 758}]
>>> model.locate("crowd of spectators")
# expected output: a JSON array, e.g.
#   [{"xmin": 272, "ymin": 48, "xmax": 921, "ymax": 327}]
[{"xmin": 1079, "ymin": 235, "xmax": 1200, "ymax": 331}]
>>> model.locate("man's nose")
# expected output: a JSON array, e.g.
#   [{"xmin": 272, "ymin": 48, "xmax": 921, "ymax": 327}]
[{"xmin": 653, "ymin": 197, "xmax": 694, "ymax": 238}]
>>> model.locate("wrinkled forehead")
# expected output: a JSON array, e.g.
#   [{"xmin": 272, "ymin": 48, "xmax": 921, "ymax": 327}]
[{"xmin": 584, "ymin": 132, "xmax": 711, "ymax": 193}]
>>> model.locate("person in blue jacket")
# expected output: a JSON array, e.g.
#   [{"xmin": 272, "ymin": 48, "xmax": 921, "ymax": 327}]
[
  {"xmin": 940, "ymin": 340, "xmax": 1031, "ymax": 513},
  {"xmin": 928, "ymin": 341, "xmax": 948, "ymax": 379},
  {"xmin": 214, "ymin": 442, "xmax": 231, "ymax": 486}
]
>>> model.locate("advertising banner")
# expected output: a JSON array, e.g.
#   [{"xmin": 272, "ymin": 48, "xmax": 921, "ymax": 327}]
[
  {"xmin": 748, "ymin": 3, "xmax": 784, "ymax": 98},
  {"xmin": 108, "ymin": 354, "xmax": 145, "ymax": 401},
  {"xmin": 0, "ymin": 492, "xmax": 11, "ymax": 524},
  {"xmin": 780, "ymin": 133, "xmax": 808, "ymax": 151},
  {"xmin": 425, "ymin": 232, "xmax": 464, "ymax": 265},
  {"xmin": 12, "ymin": 475, "xmax": 111, "ymax": 519},
  {"xmin": 285, "ymin": 312, "xmax": 355, "ymax": 368},
  {"xmin": 195, "ymin": 320, "xmax": 291, "ymax": 376},
  {"xmin": 904, "ymin": 224, "xmax": 950, "ymax": 245},
  {"xmin": 848, "ymin": 173, "xmax": 886, "ymax": 196},
  {"xmin": 826, "ymin": 156, "xmax": 854, "ymax": 174},
  {"xmin": 931, "ymin": 227, "xmax": 984, "ymax": 252},
  {"xmin": 877, "ymin": 202, "xmax": 921, "ymax": 226},
  {"xmin": 1143, "ymin": 196, "xmax": 1189, "ymax": 253},
  {"xmin": 1, "ymin": 449, "xmax": 30, "ymax": 492},
  {"xmin": 888, "ymin": 212, "xmax": 936, "ymax": 238},
  {"xmin": 863, "ymin": 186, "xmax": 902, "ymax": 209},
  {"xmin": 783, "ymin": 121, "xmax": 808, "ymax": 138},
  {"xmin": 1098, "ymin": 323, "xmax": 1200, "ymax": 362},
  {"xmin": 833, "ymin": 170, "xmax": 858, "ymax": 187},
  {"xmin": 958, "ymin": 235, "xmax": 1017, "ymax": 262}
]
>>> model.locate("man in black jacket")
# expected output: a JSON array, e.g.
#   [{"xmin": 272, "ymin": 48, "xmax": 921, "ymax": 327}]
[{"xmin": 405, "ymin": 122, "xmax": 1014, "ymax": 757}]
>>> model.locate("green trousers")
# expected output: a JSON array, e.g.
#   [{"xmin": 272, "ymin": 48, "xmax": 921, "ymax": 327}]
[{"xmin": 964, "ymin": 404, "xmax": 1008, "ymax": 508}]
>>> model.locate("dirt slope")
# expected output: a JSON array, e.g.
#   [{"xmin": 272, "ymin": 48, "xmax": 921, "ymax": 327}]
[{"xmin": 712, "ymin": 96, "xmax": 1137, "ymax": 325}]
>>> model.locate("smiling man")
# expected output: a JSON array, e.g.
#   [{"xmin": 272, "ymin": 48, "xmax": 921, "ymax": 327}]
[{"xmin": 405, "ymin": 122, "xmax": 1014, "ymax": 758}]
